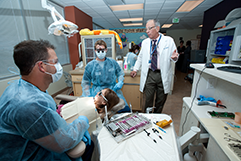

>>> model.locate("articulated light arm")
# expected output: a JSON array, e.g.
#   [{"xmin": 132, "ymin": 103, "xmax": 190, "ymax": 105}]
[{"xmin": 41, "ymin": 0, "xmax": 78, "ymax": 37}]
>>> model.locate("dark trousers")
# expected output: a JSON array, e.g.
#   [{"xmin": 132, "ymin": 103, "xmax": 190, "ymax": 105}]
[
  {"xmin": 144, "ymin": 69, "xmax": 168, "ymax": 113},
  {"xmin": 71, "ymin": 140, "xmax": 94, "ymax": 161}
]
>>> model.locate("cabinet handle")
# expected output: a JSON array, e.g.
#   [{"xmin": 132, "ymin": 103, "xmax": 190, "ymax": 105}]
[
  {"xmin": 73, "ymin": 81, "xmax": 81, "ymax": 83},
  {"xmin": 124, "ymin": 83, "xmax": 140, "ymax": 85}
]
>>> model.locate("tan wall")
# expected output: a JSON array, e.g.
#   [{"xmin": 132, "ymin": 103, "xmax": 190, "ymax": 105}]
[{"xmin": 166, "ymin": 28, "xmax": 202, "ymax": 48}]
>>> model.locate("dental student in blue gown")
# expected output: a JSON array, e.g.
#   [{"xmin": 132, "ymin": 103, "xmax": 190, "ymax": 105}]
[
  {"xmin": 81, "ymin": 40, "xmax": 130, "ymax": 112},
  {"xmin": 0, "ymin": 40, "xmax": 94, "ymax": 161}
]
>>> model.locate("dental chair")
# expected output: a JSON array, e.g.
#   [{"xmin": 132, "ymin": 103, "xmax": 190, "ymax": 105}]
[{"xmin": 57, "ymin": 96, "xmax": 125, "ymax": 158}]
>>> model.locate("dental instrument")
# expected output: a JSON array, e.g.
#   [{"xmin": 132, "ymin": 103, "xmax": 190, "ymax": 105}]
[
  {"xmin": 152, "ymin": 128, "xmax": 162, "ymax": 139},
  {"xmin": 144, "ymin": 129, "xmax": 157, "ymax": 143}
]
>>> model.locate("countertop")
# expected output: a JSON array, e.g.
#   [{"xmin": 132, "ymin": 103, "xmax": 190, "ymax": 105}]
[
  {"xmin": 183, "ymin": 97, "xmax": 241, "ymax": 161},
  {"xmin": 190, "ymin": 63, "xmax": 241, "ymax": 86},
  {"xmin": 69, "ymin": 68, "xmax": 140, "ymax": 76}
]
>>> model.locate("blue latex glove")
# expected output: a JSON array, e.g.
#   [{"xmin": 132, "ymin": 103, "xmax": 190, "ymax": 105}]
[
  {"xmin": 82, "ymin": 130, "xmax": 91, "ymax": 145},
  {"xmin": 199, "ymin": 95, "xmax": 217, "ymax": 103},
  {"xmin": 113, "ymin": 81, "xmax": 124, "ymax": 91},
  {"xmin": 77, "ymin": 116, "xmax": 89, "ymax": 124}
]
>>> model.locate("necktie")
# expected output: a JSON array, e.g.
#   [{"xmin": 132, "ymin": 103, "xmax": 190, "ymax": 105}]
[{"xmin": 151, "ymin": 40, "xmax": 157, "ymax": 71}]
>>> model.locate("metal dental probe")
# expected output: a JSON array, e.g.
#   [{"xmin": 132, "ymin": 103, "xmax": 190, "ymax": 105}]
[
  {"xmin": 152, "ymin": 128, "xmax": 162, "ymax": 139},
  {"xmin": 144, "ymin": 129, "xmax": 157, "ymax": 143}
]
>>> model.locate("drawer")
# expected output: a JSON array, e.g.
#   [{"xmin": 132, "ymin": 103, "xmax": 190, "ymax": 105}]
[
  {"xmin": 124, "ymin": 76, "xmax": 140, "ymax": 84},
  {"xmin": 72, "ymin": 75, "xmax": 83, "ymax": 83}
]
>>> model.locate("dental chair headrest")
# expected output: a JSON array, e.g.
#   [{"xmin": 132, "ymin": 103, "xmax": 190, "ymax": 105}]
[
  {"xmin": 100, "ymin": 98, "xmax": 125, "ymax": 119},
  {"xmin": 55, "ymin": 94, "xmax": 78, "ymax": 102}
]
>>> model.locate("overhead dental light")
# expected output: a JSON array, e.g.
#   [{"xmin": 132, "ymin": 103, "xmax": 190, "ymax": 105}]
[
  {"xmin": 41, "ymin": 0, "xmax": 78, "ymax": 37},
  {"xmin": 41, "ymin": 0, "xmax": 123, "ymax": 49}
]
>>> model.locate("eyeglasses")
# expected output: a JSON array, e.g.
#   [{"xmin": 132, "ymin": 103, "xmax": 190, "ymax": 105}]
[
  {"xmin": 146, "ymin": 26, "xmax": 156, "ymax": 31},
  {"xmin": 96, "ymin": 48, "xmax": 106, "ymax": 53},
  {"xmin": 98, "ymin": 91, "xmax": 108, "ymax": 102},
  {"xmin": 41, "ymin": 59, "xmax": 59, "ymax": 64}
]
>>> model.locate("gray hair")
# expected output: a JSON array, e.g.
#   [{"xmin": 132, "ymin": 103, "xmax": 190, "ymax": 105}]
[{"xmin": 146, "ymin": 19, "xmax": 160, "ymax": 27}]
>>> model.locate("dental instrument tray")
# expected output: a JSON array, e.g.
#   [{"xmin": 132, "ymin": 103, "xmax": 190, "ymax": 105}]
[{"xmin": 105, "ymin": 113, "xmax": 152, "ymax": 143}]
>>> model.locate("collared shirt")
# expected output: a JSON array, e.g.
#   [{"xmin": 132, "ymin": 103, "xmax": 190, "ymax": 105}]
[{"xmin": 149, "ymin": 34, "xmax": 161, "ymax": 70}]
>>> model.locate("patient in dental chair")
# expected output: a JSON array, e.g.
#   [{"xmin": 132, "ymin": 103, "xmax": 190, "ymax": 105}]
[
  {"xmin": 59, "ymin": 88, "xmax": 125, "ymax": 129},
  {"xmin": 94, "ymin": 88, "xmax": 123, "ymax": 120},
  {"xmin": 59, "ymin": 88, "xmax": 125, "ymax": 159}
]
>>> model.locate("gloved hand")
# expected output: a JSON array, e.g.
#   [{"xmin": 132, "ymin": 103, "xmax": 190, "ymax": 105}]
[
  {"xmin": 199, "ymin": 95, "xmax": 217, "ymax": 103},
  {"xmin": 82, "ymin": 130, "xmax": 91, "ymax": 145},
  {"xmin": 77, "ymin": 116, "xmax": 89, "ymax": 124},
  {"xmin": 84, "ymin": 89, "xmax": 91, "ymax": 97},
  {"xmin": 113, "ymin": 81, "xmax": 124, "ymax": 91}
]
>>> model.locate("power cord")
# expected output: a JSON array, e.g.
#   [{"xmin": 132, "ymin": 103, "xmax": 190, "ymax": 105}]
[{"xmin": 181, "ymin": 66, "xmax": 206, "ymax": 135}]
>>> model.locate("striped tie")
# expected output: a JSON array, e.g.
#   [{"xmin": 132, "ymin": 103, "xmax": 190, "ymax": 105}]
[{"xmin": 151, "ymin": 40, "xmax": 157, "ymax": 71}]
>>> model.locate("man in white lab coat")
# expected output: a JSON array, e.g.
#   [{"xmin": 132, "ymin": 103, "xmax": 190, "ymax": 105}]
[{"xmin": 130, "ymin": 19, "xmax": 179, "ymax": 113}]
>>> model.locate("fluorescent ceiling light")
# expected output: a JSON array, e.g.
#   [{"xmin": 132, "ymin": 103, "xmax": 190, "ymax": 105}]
[
  {"xmin": 110, "ymin": 3, "xmax": 143, "ymax": 11},
  {"xmin": 162, "ymin": 24, "xmax": 173, "ymax": 28},
  {"xmin": 123, "ymin": 23, "xmax": 143, "ymax": 26},
  {"xmin": 176, "ymin": 0, "xmax": 204, "ymax": 12},
  {"xmin": 120, "ymin": 18, "xmax": 143, "ymax": 22}
]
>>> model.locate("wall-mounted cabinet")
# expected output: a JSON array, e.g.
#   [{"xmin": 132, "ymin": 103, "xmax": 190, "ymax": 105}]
[{"xmin": 206, "ymin": 23, "xmax": 241, "ymax": 65}]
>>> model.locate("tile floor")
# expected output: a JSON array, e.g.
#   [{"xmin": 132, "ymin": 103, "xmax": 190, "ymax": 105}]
[{"xmin": 53, "ymin": 69, "xmax": 192, "ymax": 136}]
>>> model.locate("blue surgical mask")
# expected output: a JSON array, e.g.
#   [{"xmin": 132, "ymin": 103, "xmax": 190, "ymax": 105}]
[
  {"xmin": 96, "ymin": 51, "xmax": 106, "ymax": 60},
  {"xmin": 44, "ymin": 62, "xmax": 63, "ymax": 83}
]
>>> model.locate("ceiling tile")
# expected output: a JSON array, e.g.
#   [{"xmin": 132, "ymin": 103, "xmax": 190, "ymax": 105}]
[
  {"xmin": 162, "ymin": 1, "xmax": 183, "ymax": 8},
  {"xmin": 145, "ymin": 0, "xmax": 165, "ymax": 4},
  {"xmin": 128, "ymin": 10, "xmax": 143, "ymax": 15},
  {"xmin": 145, "ymin": 3, "xmax": 164, "ymax": 9},
  {"xmin": 52, "ymin": 0, "xmax": 225, "ymax": 29},
  {"xmin": 125, "ymin": 0, "xmax": 145, "ymax": 4},
  {"xmin": 201, "ymin": 0, "xmax": 223, "ymax": 6},
  {"xmin": 113, "ymin": 10, "xmax": 130, "ymax": 17},
  {"xmin": 104, "ymin": 0, "xmax": 123, "ymax": 5},
  {"xmin": 82, "ymin": 0, "xmax": 106, "ymax": 6}
]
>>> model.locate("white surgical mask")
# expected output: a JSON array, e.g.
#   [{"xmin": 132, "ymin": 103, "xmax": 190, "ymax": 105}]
[
  {"xmin": 44, "ymin": 62, "xmax": 63, "ymax": 83},
  {"xmin": 96, "ymin": 51, "xmax": 106, "ymax": 60}
]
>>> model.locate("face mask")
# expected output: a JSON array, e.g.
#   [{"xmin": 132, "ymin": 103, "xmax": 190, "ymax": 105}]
[
  {"xmin": 96, "ymin": 51, "xmax": 106, "ymax": 60},
  {"xmin": 44, "ymin": 62, "xmax": 63, "ymax": 83}
]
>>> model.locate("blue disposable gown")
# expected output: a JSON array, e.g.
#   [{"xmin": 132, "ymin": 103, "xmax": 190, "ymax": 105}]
[
  {"xmin": 81, "ymin": 57, "xmax": 128, "ymax": 106},
  {"xmin": 126, "ymin": 52, "xmax": 137, "ymax": 70},
  {"xmin": 0, "ymin": 79, "xmax": 89, "ymax": 161}
]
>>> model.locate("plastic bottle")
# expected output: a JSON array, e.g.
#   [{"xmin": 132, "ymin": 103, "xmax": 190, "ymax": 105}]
[
  {"xmin": 124, "ymin": 57, "xmax": 128, "ymax": 71},
  {"xmin": 127, "ymin": 60, "xmax": 130, "ymax": 71}
]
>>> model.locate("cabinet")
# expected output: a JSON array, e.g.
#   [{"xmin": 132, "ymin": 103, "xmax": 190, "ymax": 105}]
[
  {"xmin": 71, "ymin": 75, "xmax": 83, "ymax": 96},
  {"xmin": 179, "ymin": 63, "xmax": 241, "ymax": 161},
  {"xmin": 69, "ymin": 69, "xmax": 85, "ymax": 97},
  {"xmin": 206, "ymin": 23, "xmax": 241, "ymax": 65},
  {"xmin": 179, "ymin": 99, "xmax": 199, "ymax": 136},
  {"xmin": 121, "ymin": 72, "xmax": 143, "ymax": 111},
  {"xmin": 81, "ymin": 35, "xmax": 116, "ymax": 67}
]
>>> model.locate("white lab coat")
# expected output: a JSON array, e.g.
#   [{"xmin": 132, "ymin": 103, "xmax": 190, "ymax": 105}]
[{"xmin": 133, "ymin": 33, "xmax": 177, "ymax": 94}]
